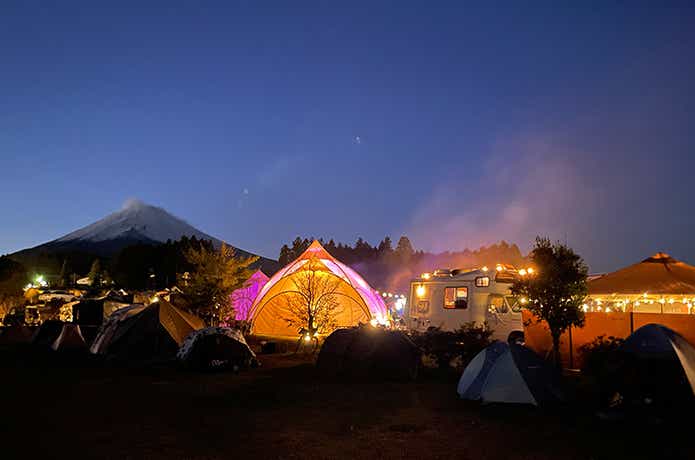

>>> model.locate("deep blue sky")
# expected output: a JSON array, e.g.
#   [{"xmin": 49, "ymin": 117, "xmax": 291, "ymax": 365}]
[{"xmin": 1, "ymin": 2, "xmax": 694, "ymax": 271}]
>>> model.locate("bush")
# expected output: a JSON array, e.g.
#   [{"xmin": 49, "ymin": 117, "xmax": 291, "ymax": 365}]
[
  {"xmin": 410, "ymin": 322, "xmax": 493, "ymax": 370},
  {"xmin": 579, "ymin": 335, "xmax": 624, "ymax": 377},
  {"xmin": 220, "ymin": 319, "xmax": 251, "ymax": 335}
]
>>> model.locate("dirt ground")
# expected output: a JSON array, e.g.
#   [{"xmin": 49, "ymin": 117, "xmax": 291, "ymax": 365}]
[{"xmin": 1, "ymin": 349, "xmax": 694, "ymax": 460}]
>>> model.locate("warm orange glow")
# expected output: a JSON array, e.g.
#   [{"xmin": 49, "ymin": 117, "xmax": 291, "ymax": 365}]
[
  {"xmin": 416, "ymin": 285, "xmax": 426, "ymax": 298},
  {"xmin": 518, "ymin": 268, "xmax": 527, "ymax": 276},
  {"xmin": 421, "ymin": 272, "xmax": 431, "ymax": 280},
  {"xmin": 526, "ymin": 267, "xmax": 535, "ymax": 274}
]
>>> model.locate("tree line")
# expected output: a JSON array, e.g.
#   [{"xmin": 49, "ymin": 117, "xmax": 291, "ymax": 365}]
[{"xmin": 278, "ymin": 236, "xmax": 528, "ymax": 293}]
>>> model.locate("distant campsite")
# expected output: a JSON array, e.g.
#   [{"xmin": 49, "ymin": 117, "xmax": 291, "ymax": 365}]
[{"xmin": 2, "ymin": 203, "xmax": 695, "ymax": 459}]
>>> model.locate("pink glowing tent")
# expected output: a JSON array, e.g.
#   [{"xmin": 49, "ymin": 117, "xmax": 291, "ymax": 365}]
[
  {"xmin": 248, "ymin": 240, "xmax": 388, "ymax": 337},
  {"xmin": 230, "ymin": 270, "xmax": 269, "ymax": 321}
]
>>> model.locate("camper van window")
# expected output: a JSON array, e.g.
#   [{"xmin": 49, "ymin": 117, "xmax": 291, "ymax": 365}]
[
  {"xmin": 444, "ymin": 287, "xmax": 468, "ymax": 309},
  {"xmin": 475, "ymin": 276, "xmax": 490, "ymax": 287}
]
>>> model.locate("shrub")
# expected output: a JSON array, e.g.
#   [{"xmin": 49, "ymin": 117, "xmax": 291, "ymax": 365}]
[
  {"xmin": 578, "ymin": 335, "xmax": 624, "ymax": 377},
  {"xmin": 410, "ymin": 322, "xmax": 493, "ymax": 370},
  {"xmin": 221, "ymin": 319, "xmax": 252, "ymax": 335}
]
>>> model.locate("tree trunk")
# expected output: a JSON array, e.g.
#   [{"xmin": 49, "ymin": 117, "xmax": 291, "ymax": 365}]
[{"xmin": 551, "ymin": 331, "xmax": 562, "ymax": 369}]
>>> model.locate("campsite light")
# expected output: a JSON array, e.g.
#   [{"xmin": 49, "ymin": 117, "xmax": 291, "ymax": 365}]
[
  {"xmin": 526, "ymin": 267, "xmax": 535, "ymax": 275},
  {"xmin": 518, "ymin": 269, "xmax": 527, "ymax": 276},
  {"xmin": 496, "ymin": 265, "xmax": 503, "ymax": 272},
  {"xmin": 482, "ymin": 266, "xmax": 489, "ymax": 272},
  {"xmin": 395, "ymin": 298, "xmax": 405, "ymax": 311},
  {"xmin": 421, "ymin": 272, "xmax": 431, "ymax": 280},
  {"xmin": 416, "ymin": 285, "xmax": 426, "ymax": 298},
  {"xmin": 304, "ymin": 334, "xmax": 312, "ymax": 342}
]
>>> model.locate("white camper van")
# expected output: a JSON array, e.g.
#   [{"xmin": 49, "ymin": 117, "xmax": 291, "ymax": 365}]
[{"xmin": 406, "ymin": 266, "xmax": 524, "ymax": 342}]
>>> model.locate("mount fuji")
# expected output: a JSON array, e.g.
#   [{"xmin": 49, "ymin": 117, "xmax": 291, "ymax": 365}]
[
  {"xmin": 10, "ymin": 199, "xmax": 278, "ymax": 275},
  {"xmin": 55, "ymin": 199, "xmax": 224, "ymax": 246}
]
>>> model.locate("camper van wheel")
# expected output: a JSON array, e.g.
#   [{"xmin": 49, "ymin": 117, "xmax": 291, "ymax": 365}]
[{"xmin": 507, "ymin": 331, "xmax": 525, "ymax": 345}]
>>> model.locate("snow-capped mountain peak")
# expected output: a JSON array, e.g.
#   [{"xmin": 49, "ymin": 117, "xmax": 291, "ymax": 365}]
[{"xmin": 56, "ymin": 199, "xmax": 222, "ymax": 245}]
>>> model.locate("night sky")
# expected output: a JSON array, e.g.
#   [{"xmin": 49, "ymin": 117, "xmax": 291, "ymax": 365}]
[{"xmin": 1, "ymin": 2, "xmax": 694, "ymax": 272}]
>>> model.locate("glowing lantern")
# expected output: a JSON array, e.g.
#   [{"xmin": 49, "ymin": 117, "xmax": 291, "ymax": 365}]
[{"xmin": 416, "ymin": 285, "xmax": 426, "ymax": 298}]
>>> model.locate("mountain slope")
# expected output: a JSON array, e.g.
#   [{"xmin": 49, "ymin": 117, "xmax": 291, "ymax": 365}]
[
  {"xmin": 10, "ymin": 200, "xmax": 279, "ymax": 276},
  {"xmin": 55, "ymin": 199, "xmax": 223, "ymax": 246}
]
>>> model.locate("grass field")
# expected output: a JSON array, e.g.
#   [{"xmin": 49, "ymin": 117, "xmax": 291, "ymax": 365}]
[{"xmin": 1, "ymin": 349, "xmax": 693, "ymax": 460}]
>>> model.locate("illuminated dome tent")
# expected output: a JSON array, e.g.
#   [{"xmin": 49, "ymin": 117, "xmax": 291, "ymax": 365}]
[
  {"xmin": 249, "ymin": 240, "xmax": 388, "ymax": 337},
  {"xmin": 588, "ymin": 253, "xmax": 695, "ymax": 313},
  {"xmin": 230, "ymin": 270, "xmax": 269, "ymax": 321}
]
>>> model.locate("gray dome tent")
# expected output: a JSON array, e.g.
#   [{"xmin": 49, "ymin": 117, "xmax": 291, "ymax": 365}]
[
  {"xmin": 32, "ymin": 320, "xmax": 65, "ymax": 349},
  {"xmin": 617, "ymin": 324, "xmax": 695, "ymax": 405},
  {"xmin": 457, "ymin": 341, "xmax": 564, "ymax": 406},
  {"xmin": 51, "ymin": 323, "xmax": 88, "ymax": 352},
  {"xmin": 177, "ymin": 327, "xmax": 257, "ymax": 371},
  {"xmin": 316, "ymin": 326, "xmax": 420, "ymax": 381}
]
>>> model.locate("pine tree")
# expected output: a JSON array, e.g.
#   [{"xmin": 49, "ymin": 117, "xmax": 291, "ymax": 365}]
[
  {"xmin": 58, "ymin": 259, "xmax": 69, "ymax": 288},
  {"xmin": 377, "ymin": 236, "xmax": 393, "ymax": 256},
  {"xmin": 88, "ymin": 259, "xmax": 102, "ymax": 287},
  {"xmin": 395, "ymin": 236, "xmax": 415, "ymax": 262},
  {"xmin": 279, "ymin": 244, "xmax": 292, "ymax": 265}
]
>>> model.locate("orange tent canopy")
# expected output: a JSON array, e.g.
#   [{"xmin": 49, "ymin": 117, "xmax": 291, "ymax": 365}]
[{"xmin": 589, "ymin": 253, "xmax": 695, "ymax": 296}]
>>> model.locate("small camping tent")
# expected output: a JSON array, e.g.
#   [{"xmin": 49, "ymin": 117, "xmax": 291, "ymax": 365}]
[
  {"xmin": 90, "ymin": 300, "xmax": 204, "ymax": 361},
  {"xmin": 51, "ymin": 323, "xmax": 88, "ymax": 352},
  {"xmin": 457, "ymin": 342, "xmax": 563, "ymax": 406},
  {"xmin": 32, "ymin": 320, "xmax": 65, "ymax": 348},
  {"xmin": 617, "ymin": 324, "xmax": 695, "ymax": 404},
  {"xmin": 249, "ymin": 241, "xmax": 388, "ymax": 337},
  {"xmin": 0, "ymin": 325, "xmax": 34, "ymax": 346},
  {"xmin": 316, "ymin": 326, "xmax": 420, "ymax": 381},
  {"xmin": 177, "ymin": 327, "xmax": 257, "ymax": 371}
]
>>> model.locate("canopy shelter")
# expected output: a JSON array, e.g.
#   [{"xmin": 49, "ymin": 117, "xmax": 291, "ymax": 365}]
[
  {"xmin": 248, "ymin": 240, "xmax": 387, "ymax": 337},
  {"xmin": 230, "ymin": 270, "xmax": 269, "ymax": 321},
  {"xmin": 587, "ymin": 253, "xmax": 695, "ymax": 313},
  {"xmin": 458, "ymin": 342, "xmax": 564, "ymax": 406},
  {"xmin": 90, "ymin": 300, "xmax": 204, "ymax": 361}
]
